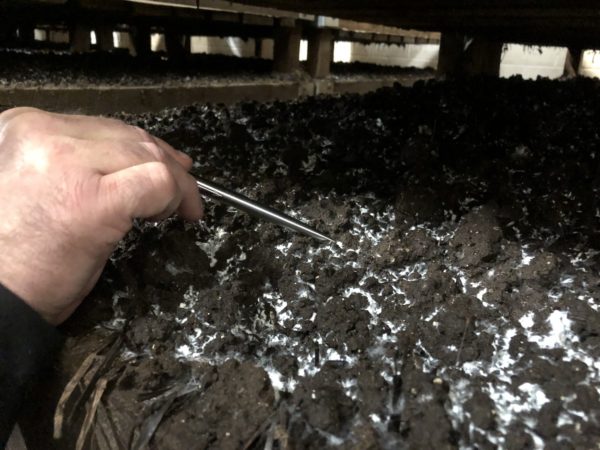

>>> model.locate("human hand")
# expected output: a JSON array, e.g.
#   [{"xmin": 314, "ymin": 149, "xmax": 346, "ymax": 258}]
[{"xmin": 0, "ymin": 108, "xmax": 203, "ymax": 325}]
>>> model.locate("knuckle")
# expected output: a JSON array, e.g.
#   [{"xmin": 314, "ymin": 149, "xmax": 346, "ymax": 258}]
[
  {"xmin": 0, "ymin": 107, "xmax": 40, "ymax": 123},
  {"xmin": 6, "ymin": 115, "xmax": 63, "ymax": 151},
  {"xmin": 143, "ymin": 142, "xmax": 168, "ymax": 162},
  {"xmin": 103, "ymin": 116, "xmax": 128, "ymax": 130},
  {"xmin": 133, "ymin": 126, "xmax": 154, "ymax": 143},
  {"xmin": 14, "ymin": 109, "xmax": 46, "ymax": 123},
  {"xmin": 2, "ymin": 109, "xmax": 46, "ymax": 134},
  {"xmin": 149, "ymin": 162, "xmax": 178, "ymax": 194}
]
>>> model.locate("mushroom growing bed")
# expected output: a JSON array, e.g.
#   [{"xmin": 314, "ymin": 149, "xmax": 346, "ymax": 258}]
[
  {"xmin": 43, "ymin": 76, "xmax": 600, "ymax": 449},
  {"xmin": 0, "ymin": 50, "xmax": 430, "ymax": 88}
]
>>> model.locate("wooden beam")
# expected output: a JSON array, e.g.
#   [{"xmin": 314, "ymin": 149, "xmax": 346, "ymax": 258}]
[
  {"xmin": 131, "ymin": 24, "xmax": 151, "ymax": 57},
  {"xmin": 464, "ymin": 38, "xmax": 502, "ymax": 76},
  {"xmin": 438, "ymin": 33, "xmax": 503, "ymax": 77},
  {"xmin": 273, "ymin": 23, "xmax": 301, "ymax": 73},
  {"xmin": 124, "ymin": 0, "xmax": 313, "ymax": 20},
  {"xmin": 70, "ymin": 23, "xmax": 91, "ymax": 53},
  {"xmin": 563, "ymin": 48, "xmax": 583, "ymax": 77},
  {"xmin": 307, "ymin": 28, "xmax": 333, "ymax": 78},
  {"xmin": 255, "ymin": 37, "xmax": 264, "ymax": 58},
  {"xmin": 17, "ymin": 23, "xmax": 36, "ymax": 45},
  {"xmin": 165, "ymin": 29, "xmax": 187, "ymax": 60},
  {"xmin": 232, "ymin": 0, "xmax": 600, "ymax": 47},
  {"xmin": 95, "ymin": 24, "xmax": 113, "ymax": 51},
  {"xmin": 437, "ymin": 32, "xmax": 464, "ymax": 77},
  {"xmin": 336, "ymin": 18, "xmax": 439, "ymax": 40}
]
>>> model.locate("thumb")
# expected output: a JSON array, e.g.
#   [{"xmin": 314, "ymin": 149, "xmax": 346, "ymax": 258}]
[{"xmin": 98, "ymin": 161, "xmax": 182, "ymax": 231}]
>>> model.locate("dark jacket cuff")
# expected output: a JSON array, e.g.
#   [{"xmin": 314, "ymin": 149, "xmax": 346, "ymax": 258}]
[{"xmin": 0, "ymin": 283, "xmax": 63, "ymax": 447}]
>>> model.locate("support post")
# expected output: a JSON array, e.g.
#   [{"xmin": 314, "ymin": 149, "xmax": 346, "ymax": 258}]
[
  {"xmin": 132, "ymin": 25, "xmax": 151, "ymax": 57},
  {"xmin": 183, "ymin": 35, "xmax": 191, "ymax": 54},
  {"xmin": 438, "ymin": 33, "xmax": 502, "ymax": 77},
  {"xmin": 96, "ymin": 24, "xmax": 113, "ymax": 51},
  {"xmin": 0, "ymin": 27, "xmax": 12, "ymax": 47},
  {"xmin": 437, "ymin": 32, "xmax": 465, "ymax": 77},
  {"xmin": 564, "ymin": 48, "xmax": 582, "ymax": 77},
  {"xmin": 307, "ymin": 28, "xmax": 333, "ymax": 78},
  {"xmin": 70, "ymin": 23, "xmax": 91, "ymax": 53},
  {"xmin": 464, "ymin": 38, "xmax": 503, "ymax": 76},
  {"xmin": 17, "ymin": 23, "xmax": 35, "ymax": 46},
  {"xmin": 273, "ymin": 23, "xmax": 301, "ymax": 73},
  {"xmin": 255, "ymin": 38, "xmax": 263, "ymax": 58},
  {"xmin": 165, "ymin": 30, "xmax": 187, "ymax": 61}
]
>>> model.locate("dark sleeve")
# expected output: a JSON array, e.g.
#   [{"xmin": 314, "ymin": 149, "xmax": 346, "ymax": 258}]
[{"xmin": 0, "ymin": 284, "xmax": 63, "ymax": 447}]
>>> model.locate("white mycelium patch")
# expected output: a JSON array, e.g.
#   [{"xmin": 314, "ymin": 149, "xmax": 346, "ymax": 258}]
[
  {"xmin": 519, "ymin": 246, "xmax": 535, "ymax": 266},
  {"xmin": 529, "ymin": 310, "xmax": 573, "ymax": 349},
  {"xmin": 112, "ymin": 188, "xmax": 600, "ymax": 448},
  {"xmin": 195, "ymin": 226, "xmax": 228, "ymax": 267},
  {"xmin": 442, "ymin": 242, "xmax": 600, "ymax": 448}
]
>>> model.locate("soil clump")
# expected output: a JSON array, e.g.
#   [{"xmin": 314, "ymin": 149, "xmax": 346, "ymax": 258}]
[{"xmin": 20, "ymin": 76, "xmax": 600, "ymax": 449}]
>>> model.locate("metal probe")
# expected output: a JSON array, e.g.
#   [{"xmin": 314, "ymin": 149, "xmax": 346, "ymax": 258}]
[{"xmin": 195, "ymin": 178, "xmax": 333, "ymax": 243}]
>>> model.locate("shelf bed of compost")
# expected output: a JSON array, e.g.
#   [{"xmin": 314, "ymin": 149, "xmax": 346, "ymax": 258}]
[
  {"xmin": 0, "ymin": 50, "xmax": 431, "ymax": 88},
  {"xmin": 45, "ymin": 76, "xmax": 600, "ymax": 450}
]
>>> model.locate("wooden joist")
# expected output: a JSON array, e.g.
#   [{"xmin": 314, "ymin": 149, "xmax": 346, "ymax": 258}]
[
  {"xmin": 307, "ymin": 28, "xmax": 333, "ymax": 78},
  {"xmin": 231, "ymin": 0, "xmax": 600, "ymax": 47},
  {"xmin": 124, "ymin": 0, "xmax": 312, "ymax": 20},
  {"xmin": 5, "ymin": 0, "xmax": 600, "ymax": 49},
  {"xmin": 438, "ymin": 33, "xmax": 503, "ymax": 77},
  {"xmin": 273, "ymin": 24, "xmax": 301, "ymax": 72},
  {"xmin": 0, "ymin": 0, "xmax": 445, "ymax": 50}
]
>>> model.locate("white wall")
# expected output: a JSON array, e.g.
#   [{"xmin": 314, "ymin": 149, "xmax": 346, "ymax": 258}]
[
  {"xmin": 34, "ymin": 29, "xmax": 48, "ymax": 41},
  {"xmin": 151, "ymin": 33, "xmax": 166, "ymax": 52},
  {"xmin": 49, "ymin": 30, "xmax": 69, "ymax": 44},
  {"xmin": 500, "ymin": 45, "xmax": 568, "ymax": 79},
  {"xmin": 299, "ymin": 39, "xmax": 307, "ymax": 61},
  {"xmin": 331, "ymin": 41, "xmax": 571, "ymax": 78},
  {"xmin": 189, "ymin": 37, "xmax": 440, "ymax": 70},
  {"xmin": 124, "ymin": 32, "xmax": 600, "ymax": 81},
  {"xmin": 333, "ymin": 41, "xmax": 439, "ymax": 69},
  {"xmin": 579, "ymin": 50, "xmax": 600, "ymax": 78},
  {"xmin": 189, "ymin": 37, "xmax": 274, "ymax": 59},
  {"xmin": 114, "ymin": 31, "xmax": 134, "ymax": 51}
]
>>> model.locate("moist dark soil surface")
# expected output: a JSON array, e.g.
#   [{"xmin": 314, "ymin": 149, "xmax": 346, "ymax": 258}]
[
  {"xmin": 0, "ymin": 49, "xmax": 431, "ymax": 88},
  {"xmin": 30, "ymin": 76, "xmax": 600, "ymax": 449}
]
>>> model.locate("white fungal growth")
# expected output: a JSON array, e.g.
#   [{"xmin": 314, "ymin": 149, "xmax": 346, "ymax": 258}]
[
  {"xmin": 520, "ymin": 247, "xmax": 535, "ymax": 266},
  {"xmin": 518, "ymin": 383, "xmax": 550, "ymax": 411},
  {"xmin": 519, "ymin": 312, "xmax": 535, "ymax": 329},
  {"xmin": 165, "ymin": 261, "xmax": 188, "ymax": 276},
  {"xmin": 196, "ymin": 226, "xmax": 228, "ymax": 267},
  {"xmin": 111, "ymin": 184, "xmax": 600, "ymax": 450},
  {"xmin": 529, "ymin": 310, "xmax": 573, "ymax": 350}
]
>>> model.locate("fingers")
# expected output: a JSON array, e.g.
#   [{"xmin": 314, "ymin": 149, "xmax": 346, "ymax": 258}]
[
  {"xmin": 155, "ymin": 136, "xmax": 193, "ymax": 170},
  {"xmin": 68, "ymin": 137, "xmax": 203, "ymax": 220},
  {"xmin": 99, "ymin": 161, "xmax": 203, "ymax": 228},
  {"xmin": 4, "ymin": 108, "xmax": 203, "ymax": 224},
  {"xmin": 173, "ymin": 165, "xmax": 204, "ymax": 220}
]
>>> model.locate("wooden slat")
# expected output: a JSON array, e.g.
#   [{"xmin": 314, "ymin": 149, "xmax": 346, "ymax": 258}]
[
  {"xmin": 124, "ymin": 0, "xmax": 313, "ymax": 20},
  {"xmin": 230, "ymin": 0, "xmax": 600, "ymax": 46}
]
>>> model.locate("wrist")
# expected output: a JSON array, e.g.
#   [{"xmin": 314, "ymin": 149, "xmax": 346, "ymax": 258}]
[
  {"xmin": 0, "ymin": 282, "xmax": 55, "ymax": 326},
  {"xmin": 0, "ymin": 264, "xmax": 57, "ymax": 325}
]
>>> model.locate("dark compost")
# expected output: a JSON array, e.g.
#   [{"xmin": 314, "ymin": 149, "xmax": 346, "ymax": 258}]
[{"xmin": 29, "ymin": 76, "xmax": 600, "ymax": 450}]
